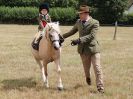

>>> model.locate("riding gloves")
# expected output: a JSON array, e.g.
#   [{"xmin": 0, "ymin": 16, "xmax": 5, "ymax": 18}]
[
  {"xmin": 71, "ymin": 38, "xmax": 81, "ymax": 46},
  {"xmin": 59, "ymin": 34, "xmax": 64, "ymax": 46}
]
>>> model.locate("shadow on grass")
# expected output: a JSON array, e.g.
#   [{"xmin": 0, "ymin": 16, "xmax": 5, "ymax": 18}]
[
  {"xmin": 90, "ymin": 90, "xmax": 98, "ymax": 94},
  {"xmin": 1, "ymin": 78, "xmax": 37, "ymax": 91},
  {"xmin": 37, "ymin": 84, "xmax": 84, "ymax": 92},
  {"xmin": 1, "ymin": 78, "xmax": 98, "ymax": 94}
]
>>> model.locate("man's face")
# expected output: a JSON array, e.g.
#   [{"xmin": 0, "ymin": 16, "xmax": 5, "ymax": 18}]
[
  {"xmin": 79, "ymin": 12, "xmax": 88, "ymax": 21},
  {"xmin": 41, "ymin": 9, "xmax": 48, "ymax": 15}
]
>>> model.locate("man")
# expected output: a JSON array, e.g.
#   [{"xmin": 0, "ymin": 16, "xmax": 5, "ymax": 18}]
[{"xmin": 63, "ymin": 5, "xmax": 104, "ymax": 93}]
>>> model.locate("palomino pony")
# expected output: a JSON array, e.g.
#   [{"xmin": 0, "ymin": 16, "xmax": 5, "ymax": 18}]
[{"xmin": 31, "ymin": 22, "xmax": 63, "ymax": 90}]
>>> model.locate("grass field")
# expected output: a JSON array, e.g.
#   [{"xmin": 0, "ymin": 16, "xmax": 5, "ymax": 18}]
[{"xmin": 0, "ymin": 24, "xmax": 133, "ymax": 99}]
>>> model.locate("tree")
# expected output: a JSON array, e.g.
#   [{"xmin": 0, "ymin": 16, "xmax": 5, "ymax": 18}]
[
  {"xmin": 89, "ymin": 0, "xmax": 128, "ymax": 24},
  {"xmin": 44, "ymin": 0, "xmax": 78, "ymax": 8}
]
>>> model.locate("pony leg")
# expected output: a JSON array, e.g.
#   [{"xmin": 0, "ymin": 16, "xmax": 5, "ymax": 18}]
[
  {"xmin": 35, "ymin": 58, "xmax": 42, "ymax": 69},
  {"xmin": 43, "ymin": 62, "xmax": 49, "ymax": 88},
  {"xmin": 54, "ymin": 59, "xmax": 63, "ymax": 90},
  {"xmin": 35, "ymin": 59, "xmax": 47, "ymax": 87}
]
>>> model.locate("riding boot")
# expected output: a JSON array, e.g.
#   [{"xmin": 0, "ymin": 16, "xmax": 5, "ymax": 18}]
[{"xmin": 32, "ymin": 35, "xmax": 43, "ymax": 50}]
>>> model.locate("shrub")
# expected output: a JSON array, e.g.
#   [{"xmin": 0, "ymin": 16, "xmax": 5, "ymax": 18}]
[
  {"xmin": 127, "ymin": 13, "xmax": 133, "ymax": 25},
  {"xmin": 0, "ymin": 6, "xmax": 76, "ymax": 24},
  {"xmin": 119, "ymin": 13, "xmax": 133, "ymax": 25},
  {"xmin": 0, "ymin": 6, "xmax": 38, "ymax": 24},
  {"xmin": 1, "ymin": 6, "xmax": 132, "ymax": 25},
  {"xmin": 50, "ymin": 7, "xmax": 77, "ymax": 24},
  {"xmin": 118, "ymin": 14, "xmax": 128, "ymax": 25}
]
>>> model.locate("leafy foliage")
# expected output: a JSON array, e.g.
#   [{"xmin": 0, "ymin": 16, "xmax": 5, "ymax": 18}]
[
  {"xmin": 88, "ymin": 0, "xmax": 128, "ymax": 24},
  {"xmin": 0, "ymin": 0, "xmax": 130, "ymax": 24},
  {"xmin": 0, "ymin": 6, "xmax": 76, "ymax": 24}
]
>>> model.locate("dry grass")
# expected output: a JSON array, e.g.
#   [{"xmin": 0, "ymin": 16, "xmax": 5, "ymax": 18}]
[{"xmin": 0, "ymin": 24, "xmax": 133, "ymax": 99}]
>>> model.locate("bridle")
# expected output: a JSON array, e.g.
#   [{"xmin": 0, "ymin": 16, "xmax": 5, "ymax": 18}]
[
  {"xmin": 44, "ymin": 23, "xmax": 64, "ymax": 47},
  {"xmin": 47, "ymin": 27, "xmax": 61, "ymax": 46}
]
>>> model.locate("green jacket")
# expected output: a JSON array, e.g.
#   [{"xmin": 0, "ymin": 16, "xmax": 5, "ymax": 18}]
[{"xmin": 63, "ymin": 18, "xmax": 100, "ymax": 55}]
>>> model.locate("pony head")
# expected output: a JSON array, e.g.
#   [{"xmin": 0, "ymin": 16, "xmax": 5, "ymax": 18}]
[{"xmin": 47, "ymin": 22, "xmax": 61, "ymax": 50}]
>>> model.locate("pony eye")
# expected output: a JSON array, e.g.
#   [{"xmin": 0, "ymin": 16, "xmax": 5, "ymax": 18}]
[
  {"xmin": 49, "ymin": 34, "xmax": 52, "ymax": 37},
  {"xmin": 49, "ymin": 28, "xmax": 51, "ymax": 31},
  {"xmin": 49, "ymin": 27, "xmax": 52, "ymax": 31}
]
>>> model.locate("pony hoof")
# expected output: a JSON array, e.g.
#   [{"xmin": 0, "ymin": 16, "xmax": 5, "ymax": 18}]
[
  {"xmin": 45, "ymin": 84, "xmax": 49, "ymax": 88},
  {"xmin": 44, "ymin": 83, "xmax": 49, "ymax": 88},
  {"xmin": 57, "ymin": 87, "xmax": 63, "ymax": 91}
]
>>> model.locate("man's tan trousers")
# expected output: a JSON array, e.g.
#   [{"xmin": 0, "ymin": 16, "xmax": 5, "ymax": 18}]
[{"xmin": 80, "ymin": 53, "xmax": 104, "ymax": 90}]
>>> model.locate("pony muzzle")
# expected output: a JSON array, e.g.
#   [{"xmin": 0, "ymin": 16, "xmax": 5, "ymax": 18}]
[{"xmin": 53, "ymin": 41, "xmax": 60, "ymax": 50}]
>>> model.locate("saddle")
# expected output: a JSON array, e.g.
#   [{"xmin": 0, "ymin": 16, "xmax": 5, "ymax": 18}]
[{"xmin": 31, "ymin": 34, "xmax": 64, "ymax": 51}]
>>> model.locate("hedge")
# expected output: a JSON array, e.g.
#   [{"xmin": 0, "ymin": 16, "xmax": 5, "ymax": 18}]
[
  {"xmin": 127, "ymin": 13, "xmax": 133, "ymax": 25},
  {"xmin": 0, "ymin": 6, "xmax": 133, "ymax": 25},
  {"xmin": 0, "ymin": 6, "xmax": 77, "ymax": 24},
  {"xmin": 50, "ymin": 7, "xmax": 77, "ymax": 24},
  {"xmin": 0, "ymin": 6, "xmax": 38, "ymax": 24},
  {"xmin": 119, "ymin": 13, "xmax": 133, "ymax": 25}
]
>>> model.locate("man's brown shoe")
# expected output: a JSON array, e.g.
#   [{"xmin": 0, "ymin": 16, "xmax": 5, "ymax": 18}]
[
  {"xmin": 98, "ymin": 88, "xmax": 104, "ymax": 94},
  {"xmin": 86, "ymin": 77, "xmax": 91, "ymax": 85}
]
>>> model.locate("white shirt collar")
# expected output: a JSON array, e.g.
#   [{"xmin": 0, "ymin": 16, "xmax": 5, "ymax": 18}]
[{"xmin": 86, "ymin": 16, "xmax": 91, "ymax": 21}]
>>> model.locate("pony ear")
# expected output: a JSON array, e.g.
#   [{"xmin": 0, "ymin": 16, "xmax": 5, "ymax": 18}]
[
  {"xmin": 56, "ymin": 21, "xmax": 59, "ymax": 25},
  {"xmin": 47, "ymin": 23, "xmax": 52, "ymax": 31}
]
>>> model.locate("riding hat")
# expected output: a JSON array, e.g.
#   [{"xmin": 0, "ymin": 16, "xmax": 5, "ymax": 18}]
[
  {"xmin": 77, "ymin": 5, "xmax": 89, "ymax": 14},
  {"xmin": 39, "ymin": 3, "xmax": 49, "ymax": 13}
]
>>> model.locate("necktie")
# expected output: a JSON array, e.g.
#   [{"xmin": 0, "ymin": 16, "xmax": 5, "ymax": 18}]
[
  {"xmin": 82, "ymin": 20, "xmax": 86, "ymax": 27},
  {"xmin": 82, "ymin": 20, "xmax": 86, "ymax": 24}
]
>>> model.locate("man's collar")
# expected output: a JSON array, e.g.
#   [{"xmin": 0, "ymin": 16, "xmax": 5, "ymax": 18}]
[
  {"xmin": 86, "ymin": 16, "xmax": 91, "ymax": 21},
  {"xmin": 80, "ymin": 16, "xmax": 91, "ymax": 22}
]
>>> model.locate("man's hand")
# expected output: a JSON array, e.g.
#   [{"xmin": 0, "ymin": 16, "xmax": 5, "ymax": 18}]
[
  {"xmin": 71, "ymin": 38, "xmax": 81, "ymax": 46},
  {"xmin": 59, "ymin": 34, "xmax": 64, "ymax": 46},
  {"xmin": 59, "ymin": 34, "xmax": 64, "ymax": 43}
]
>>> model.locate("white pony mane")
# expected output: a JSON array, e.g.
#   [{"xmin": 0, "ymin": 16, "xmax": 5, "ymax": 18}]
[{"xmin": 47, "ymin": 22, "xmax": 60, "ymax": 33}]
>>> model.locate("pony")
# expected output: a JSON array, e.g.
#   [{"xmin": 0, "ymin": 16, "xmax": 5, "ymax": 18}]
[{"xmin": 31, "ymin": 22, "xmax": 63, "ymax": 90}]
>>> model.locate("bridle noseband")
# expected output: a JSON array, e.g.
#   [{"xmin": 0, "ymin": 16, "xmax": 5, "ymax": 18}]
[{"xmin": 48, "ymin": 29, "xmax": 61, "ymax": 46}]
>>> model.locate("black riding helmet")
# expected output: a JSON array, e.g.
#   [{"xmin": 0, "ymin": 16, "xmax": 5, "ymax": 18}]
[{"xmin": 39, "ymin": 3, "xmax": 49, "ymax": 13}]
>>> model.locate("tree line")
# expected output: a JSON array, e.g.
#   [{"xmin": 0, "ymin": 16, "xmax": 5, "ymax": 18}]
[{"xmin": 0, "ymin": 0, "xmax": 132, "ymax": 25}]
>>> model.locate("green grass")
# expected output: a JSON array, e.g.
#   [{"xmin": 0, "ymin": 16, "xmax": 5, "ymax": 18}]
[{"xmin": 0, "ymin": 25, "xmax": 133, "ymax": 99}]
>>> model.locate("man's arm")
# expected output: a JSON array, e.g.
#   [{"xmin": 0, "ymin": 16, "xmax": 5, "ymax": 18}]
[
  {"xmin": 63, "ymin": 22, "xmax": 78, "ymax": 38},
  {"xmin": 80, "ymin": 21, "xmax": 99, "ymax": 43}
]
